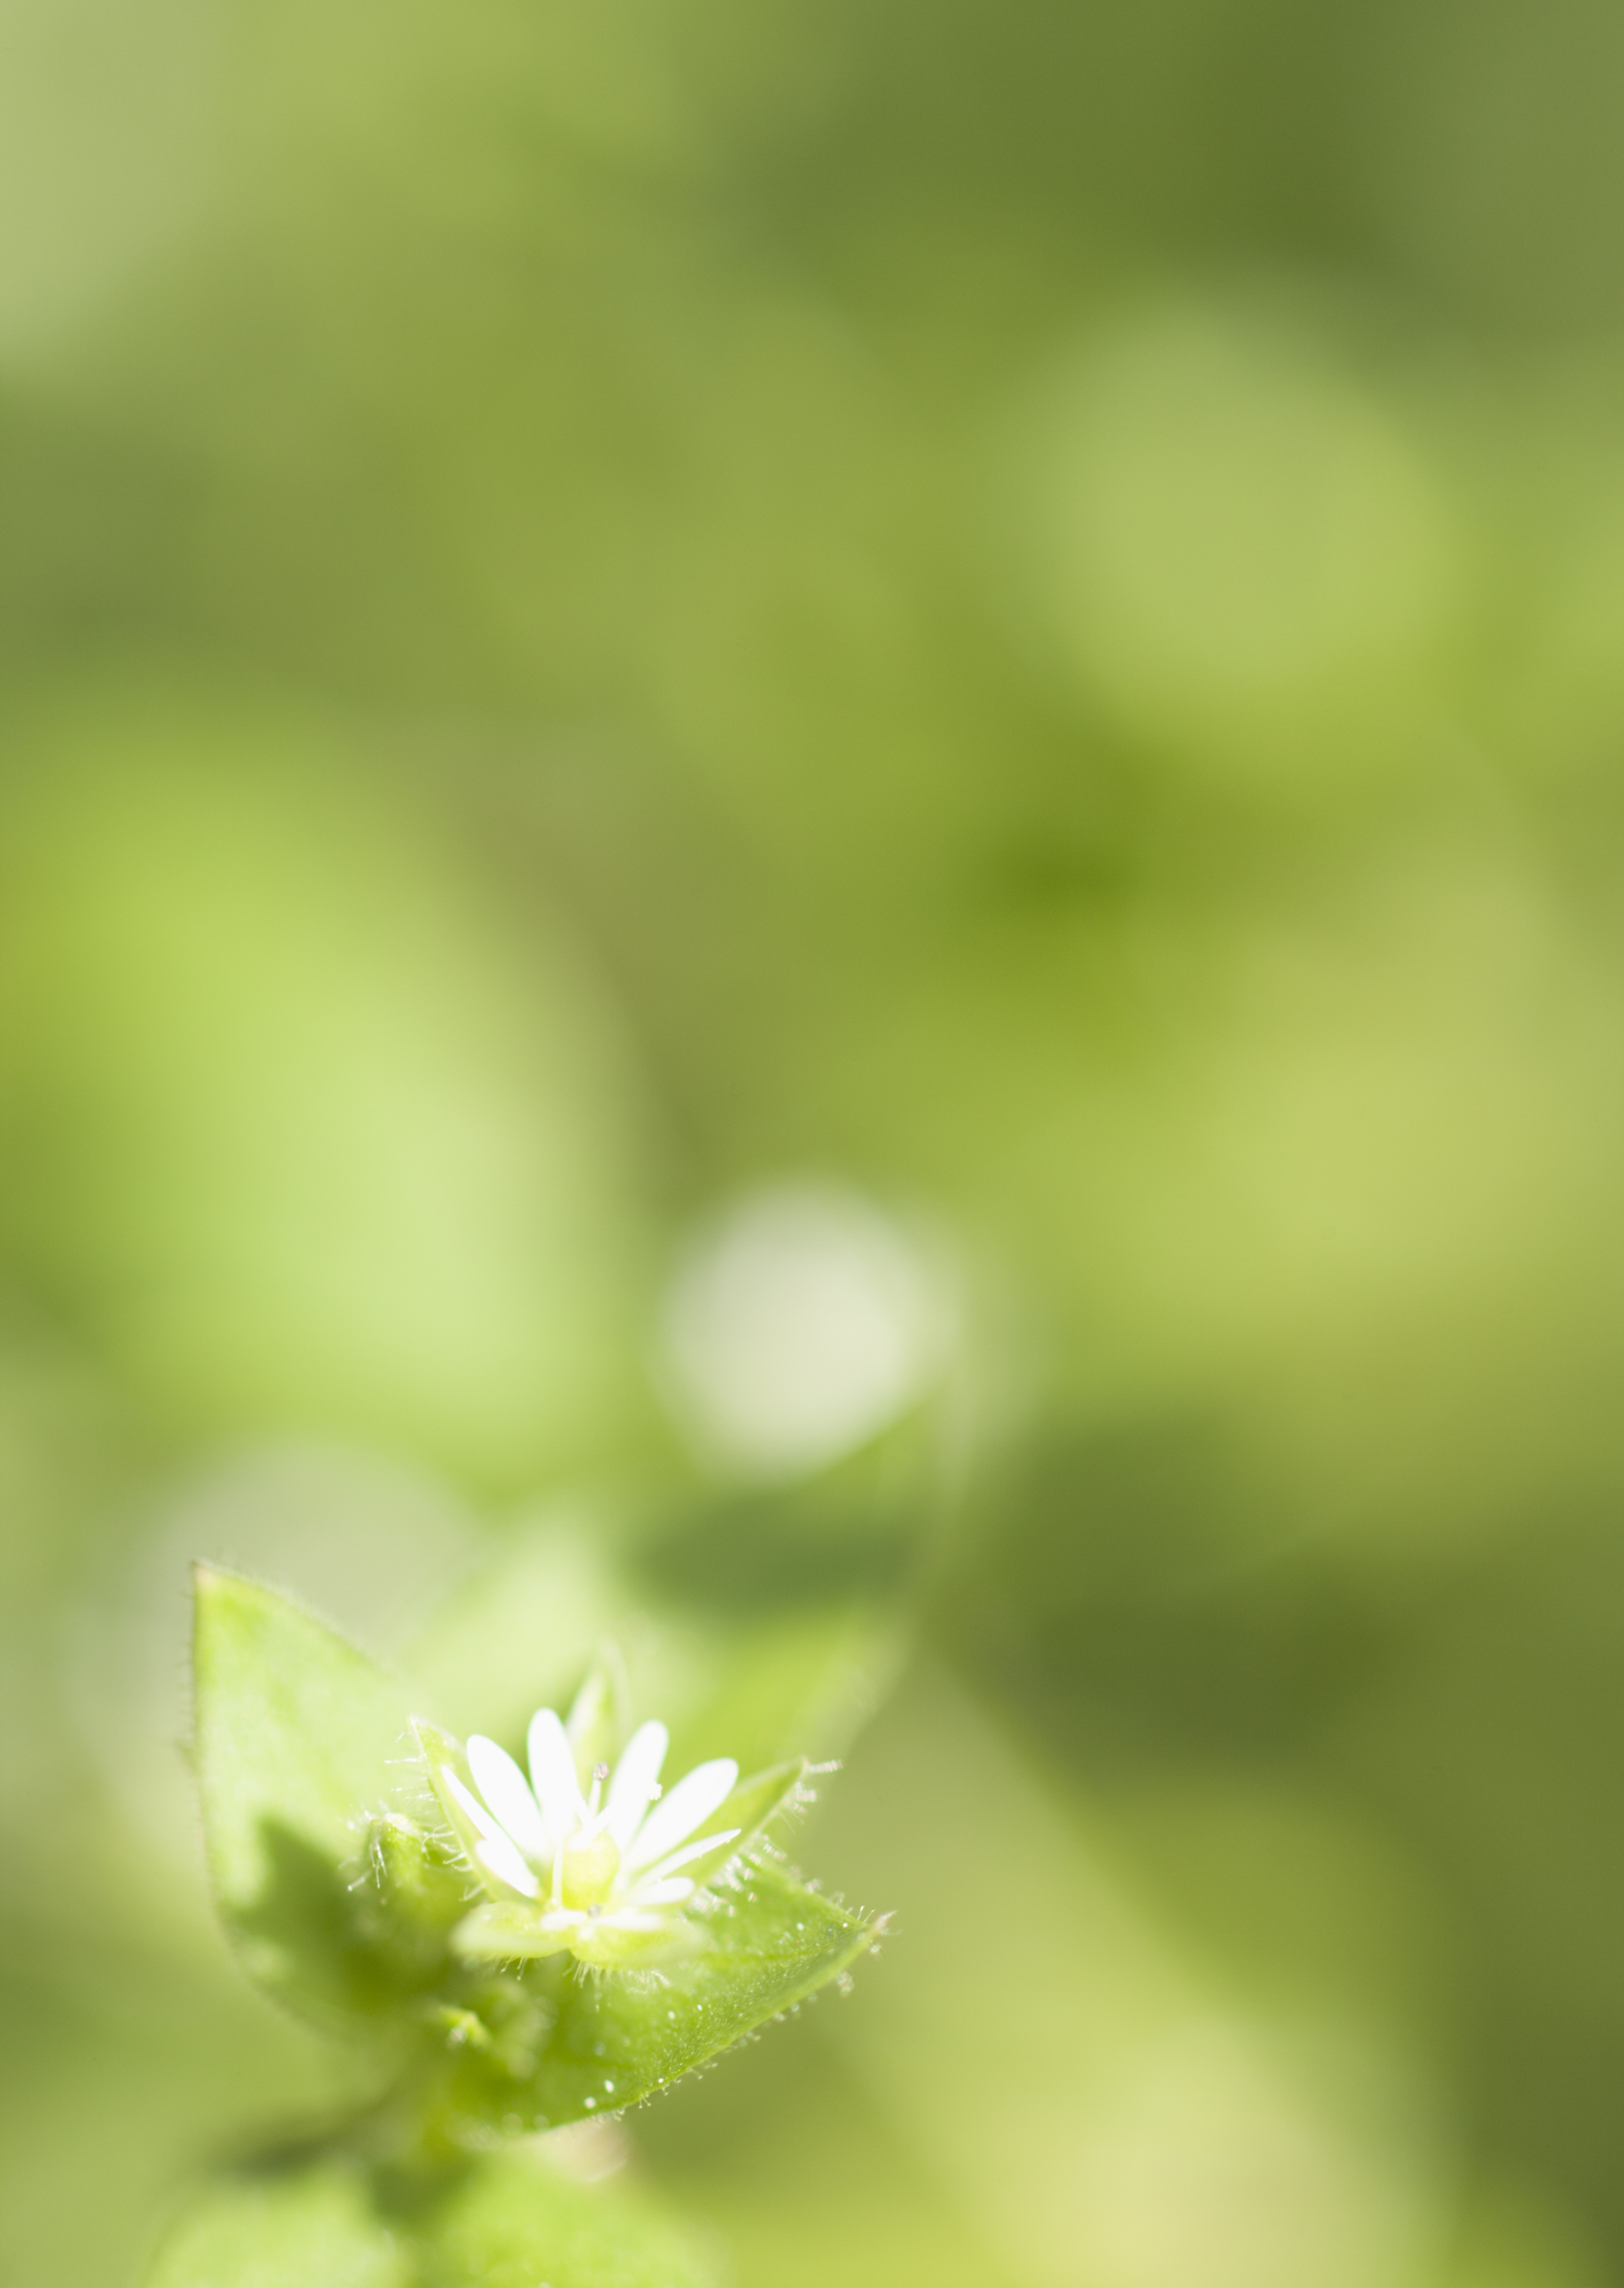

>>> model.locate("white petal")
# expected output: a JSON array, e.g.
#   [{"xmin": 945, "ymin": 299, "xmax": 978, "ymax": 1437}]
[
  {"xmin": 624, "ymin": 1757, "xmax": 738, "ymax": 1873},
  {"xmin": 444, "ymin": 1771, "xmax": 539, "ymax": 1895},
  {"xmin": 527, "ymin": 1706, "xmax": 585, "ymax": 1843},
  {"xmin": 468, "ymin": 1735, "xmax": 548, "ymax": 1861},
  {"xmin": 646, "ymin": 1827, "xmax": 739, "ymax": 1883},
  {"xmin": 599, "ymin": 1909, "xmax": 666, "ymax": 1931},
  {"xmin": 629, "ymin": 1874, "xmax": 695, "ymax": 1907},
  {"xmin": 475, "ymin": 1834, "xmax": 540, "ymax": 1897},
  {"xmin": 606, "ymin": 1719, "xmax": 669, "ymax": 1851},
  {"xmin": 444, "ymin": 1767, "xmax": 509, "ymax": 1849}
]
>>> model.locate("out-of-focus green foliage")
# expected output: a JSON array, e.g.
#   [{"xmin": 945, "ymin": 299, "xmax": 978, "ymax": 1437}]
[
  {"xmin": 143, "ymin": 2148, "xmax": 720, "ymax": 2288},
  {"xmin": 10, "ymin": 0, "xmax": 1624, "ymax": 2283},
  {"xmin": 0, "ymin": 693, "xmax": 648, "ymax": 1487}
]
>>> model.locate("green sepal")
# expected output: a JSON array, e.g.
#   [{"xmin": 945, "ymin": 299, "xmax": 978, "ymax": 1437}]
[
  {"xmin": 566, "ymin": 1914, "xmax": 705, "ymax": 1971},
  {"xmin": 368, "ymin": 1813, "xmax": 468, "ymax": 1937},
  {"xmin": 452, "ymin": 1902, "xmax": 579, "ymax": 1961},
  {"xmin": 565, "ymin": 1638, "xmax": 632, "ymax": 1786},
  {"xmin": 451, "ymin": 1902, "xmax": 704, "ymax": 1971}
]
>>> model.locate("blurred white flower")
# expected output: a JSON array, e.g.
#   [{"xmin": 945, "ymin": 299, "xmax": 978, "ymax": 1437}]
[{"xmin": 658, "ymin": 1181, "xmax": 956, "ymax": 1476}]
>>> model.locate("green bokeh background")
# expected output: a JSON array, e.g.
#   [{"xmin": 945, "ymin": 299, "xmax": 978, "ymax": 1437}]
[{"xmin": 9, "ymin": 0, "xmax": 1624, "ymax": 2282}]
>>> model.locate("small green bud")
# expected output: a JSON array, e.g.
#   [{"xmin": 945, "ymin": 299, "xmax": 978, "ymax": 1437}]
[
  {"xmin": 370, "ymin": 1813, "xmax": 466, "ymax": 1933},
  {"xmin": 423, "ymin": 2003, "xmax": 492, "ymax": 2051}
]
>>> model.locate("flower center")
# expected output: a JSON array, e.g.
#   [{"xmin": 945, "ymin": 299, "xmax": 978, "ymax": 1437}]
[{"xmin": 558, "ymin": 1825, "xmax": 620, "ymax": 1910}]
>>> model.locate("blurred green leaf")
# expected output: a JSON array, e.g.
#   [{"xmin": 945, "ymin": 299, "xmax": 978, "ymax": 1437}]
[
  {"xmin": 401, "ymin": 1519, "xmax": 625, "ymax": 1755},
  {"xmin": 423, "ymin": 2145, "xmax": 720, "ymax": 2288},
  {"xmin": 0, "ymin": 705, "xmax": 650, "ymax": 1489},
  {"xmin": 404, "ymin": 1512, "xmax": 900, "ymax": 1781},
  {"xmin": 144, "ymin": 2162, "xmax": 409, "ymax": 2288},
  {"xmin": 143, "ymin": 2148, "xmax": 719, "ymax": 2288}
]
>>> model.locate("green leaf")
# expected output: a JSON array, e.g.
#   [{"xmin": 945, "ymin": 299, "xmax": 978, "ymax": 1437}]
[
  {"xmin": 538, "ymin": 1855, "xmax": 878, "ymax": 2120},
  {"xmin": 423, "ymin": 2145, "xmax": 720, "ymax": 2288},
  {"xmin": 143, "ymin": 2149, "xmax": 719, "ymax": 2288},
  {"xmin": 144, "ymin": 2161, "xmax": 409, "ymax": 2288},
  {"xmin": 192, "ymin": 1566, "xmax": 426, "ymax": 2029},
  {"xmin": 428, "ymin": 1856, "xmax": 880, "ymax": 2134}
]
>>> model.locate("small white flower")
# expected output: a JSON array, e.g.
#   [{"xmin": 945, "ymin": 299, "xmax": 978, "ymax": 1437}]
[{"xmin": 415, "ymin": 1688, "xmax": 802, "ymax": 1971}]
